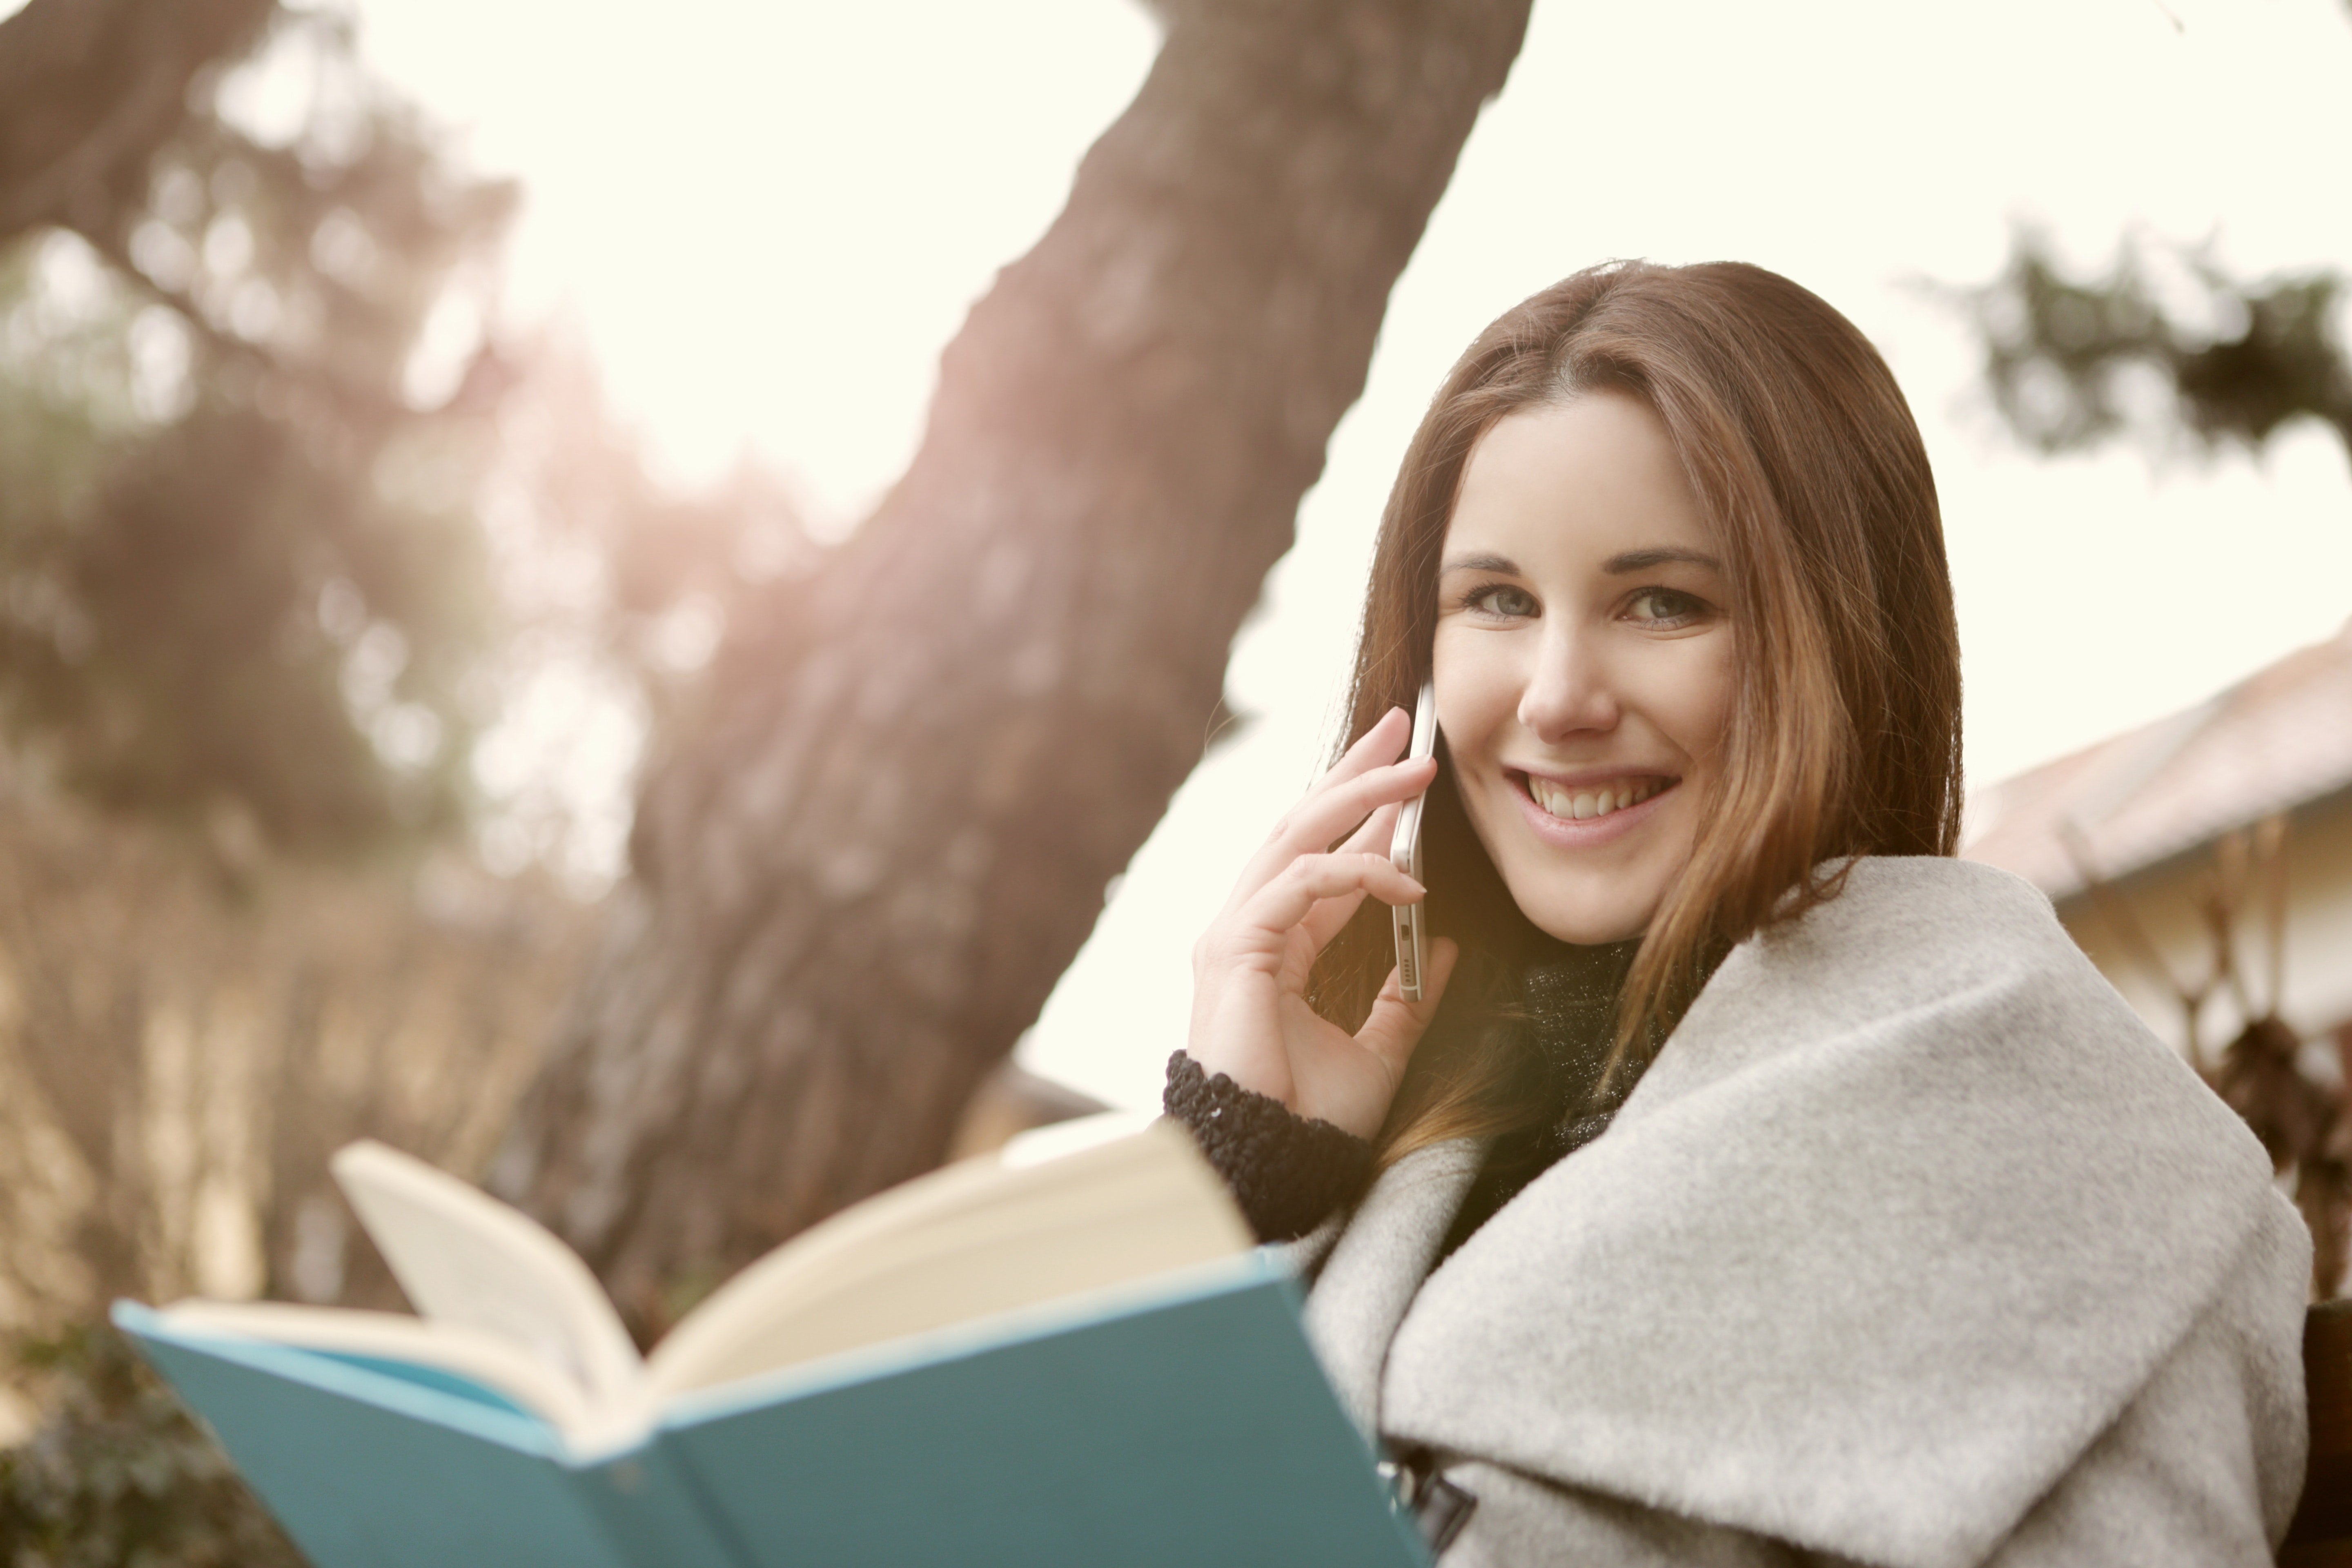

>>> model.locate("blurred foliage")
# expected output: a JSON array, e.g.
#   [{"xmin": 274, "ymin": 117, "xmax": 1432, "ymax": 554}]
[
  {"xmin": 0, "ymin": 4, "xmax": 827, "ymax": 1560},
  {"xmin": 484, "ymin": 338, "xmax": 820, "ymax": 731},
  {"xmin": 0, "ymin": 7, "xmax": 515, "ymax": 859},
  {"xmin": 1955, "ymin": 226, "xmax": 2352, "ymax": 465},
  {"xmin": 0, "ymin": 1323, "xmax": 303, "ymax": 1568}
]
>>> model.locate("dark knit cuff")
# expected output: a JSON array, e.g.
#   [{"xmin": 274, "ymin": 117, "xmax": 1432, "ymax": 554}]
[{"xmin": 1162, "ymin": 1051, "xmax": 1375, "ymax": 1243}]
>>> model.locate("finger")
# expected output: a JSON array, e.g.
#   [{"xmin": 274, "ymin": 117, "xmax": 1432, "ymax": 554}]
[
  {"xmin": 1297, "ymin": 804, "xmax": 1398, "ymax": 950},
  {"xmin": 1292, "ymin": 748, "xmax": 1434, "ymax": 853},
  {"xmin": 1231, "ymin": 707, "xmax": 1405, "ymax": 867},
  {"xmin": 1283, "ymin": 706, "xmax": 1410, "ymax": 827},
  {"xmin": 1221, "ymin": 752, "xmax": 1437, "ymax": 916},
  {"xmin": 1333, "ymin": 798, "xmax": 1401, "ymax": 858},
  {"xmin": 1234, "ymin": 852, "xmax": 1425, "ymax": 948},
  {"xmin": 1355, "ymin": 938, "xmax": 1461, "ymax": 1081},
  {"xmin": 1298, "ymin": 884, "xmax": 1373, "ymax": 955},
  {"xmin": 1329, "ymin": 705, "xmax": 1414, "ymax": 779}
]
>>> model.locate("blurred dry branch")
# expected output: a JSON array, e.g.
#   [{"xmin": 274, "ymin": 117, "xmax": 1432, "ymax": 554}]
[
  {"xmin": 497, "ymin": 0, "xmax": 1537, "ymax": 1330},
  {"xmin": 2070, "ymin": 815, "xmax": 2351, "ymax": 1296},
  {"xmin": 0, "ymin": 764, "xmax": 591, "ymax": 1343}
]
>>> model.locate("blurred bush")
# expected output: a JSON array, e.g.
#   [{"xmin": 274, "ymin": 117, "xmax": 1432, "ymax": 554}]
[
  {"xmin": 0, "ymin": 1323, "xmax": 301, "ymax": 1568},
  {"xmin": 0, "ymin": 760, "xmax": 592, "ymax": 1333},
  {"xmin": 0, "ymin": 746, "xmax": 588, "ymax": 1557}
]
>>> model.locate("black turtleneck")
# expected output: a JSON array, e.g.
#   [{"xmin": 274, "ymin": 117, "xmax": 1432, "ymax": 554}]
[{"xmin": 1165, "ymin": 940, "xmax": 1648, "ymax": 1255}]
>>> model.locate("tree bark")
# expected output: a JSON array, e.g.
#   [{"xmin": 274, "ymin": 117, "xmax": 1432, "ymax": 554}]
[
  {"xmin": 492, "ymin": 0, "xmax": 1533, "ymax": 1327},
  {"xmin": 0, "ymin": 0, "xmax": 275, "ymax": 247}
]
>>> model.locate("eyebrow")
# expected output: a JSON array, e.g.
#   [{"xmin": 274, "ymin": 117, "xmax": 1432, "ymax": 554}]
[
  {"xmin": 1437, "ymin": 547, "xmax": 1724, "ymax": 576},
  {"xmin": 1603, "ymin": 547, "xmax": 1723, "ymax": 575},
  {"xmin": 1437, "ymin": 551, "xmax": 1520, "ymax": 576}
]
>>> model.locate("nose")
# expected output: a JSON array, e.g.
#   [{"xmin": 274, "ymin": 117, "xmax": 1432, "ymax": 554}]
[{"xmin": 1517, "ymin": 622, "xmax": 1619, "ymax": 743}]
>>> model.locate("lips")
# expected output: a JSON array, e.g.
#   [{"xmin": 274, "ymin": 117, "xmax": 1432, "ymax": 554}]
[{"xmin": 1515, "ymin": 771, "xmax": 1678, "ymax": 823}]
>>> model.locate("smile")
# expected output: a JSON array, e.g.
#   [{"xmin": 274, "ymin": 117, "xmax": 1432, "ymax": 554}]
[{"xmin": 1516, "ymin": 773, "xmax": 1677, "ymax": 822}]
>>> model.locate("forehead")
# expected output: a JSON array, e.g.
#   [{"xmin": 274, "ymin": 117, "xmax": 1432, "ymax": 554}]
[{"xmin": 1444, "ymin": 392, "xmax": 1713, "ymax": 562}]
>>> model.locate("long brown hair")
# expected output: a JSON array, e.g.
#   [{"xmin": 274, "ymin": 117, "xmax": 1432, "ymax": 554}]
[{"xmin": 1312, "ymin": 260, "xmax": 1963, "ymax": 1164}]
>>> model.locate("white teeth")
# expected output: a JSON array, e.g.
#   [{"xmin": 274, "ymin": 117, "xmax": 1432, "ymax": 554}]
[{"xmin": 1533, "ymin": 777, "xmax": 1663, "ymax": 822}]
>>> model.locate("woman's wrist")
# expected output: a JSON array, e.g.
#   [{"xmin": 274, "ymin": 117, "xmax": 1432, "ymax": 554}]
[
  {"xmin": 1174, "ymin": 1035, "xmax": 1289, "ymax": 1110},
  {"xmin": 1162, "ymin": 1052, "xmax": 1375, "ymax": 1241}
]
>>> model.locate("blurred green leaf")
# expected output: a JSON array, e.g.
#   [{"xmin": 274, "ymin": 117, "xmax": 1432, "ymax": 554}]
[
  {"xmin": 1951, "ymin": 226, "xmax": 2352, "ymax": 463},
  {"xmin": 0, "ymin": 1323, "xmax": 306, "ymax": 1568}
]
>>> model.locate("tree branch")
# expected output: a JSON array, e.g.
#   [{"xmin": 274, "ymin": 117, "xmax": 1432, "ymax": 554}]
[
  {"xmin": 0, "ymin": 0, "xmax": 275, "ymax": 247},
  {"xmin": 1951, "ymin": 228, "xmax": 2352, "ymax": 466}
]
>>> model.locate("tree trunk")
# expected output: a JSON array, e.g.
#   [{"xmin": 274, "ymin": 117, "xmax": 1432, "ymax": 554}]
[{"xmin": 491, "ymin": 0, "xmax": 1533, "ymax": 1328}]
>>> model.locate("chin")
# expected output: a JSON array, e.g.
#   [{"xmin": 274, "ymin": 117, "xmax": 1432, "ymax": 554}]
[{"xmin": 1512, "ymin": 884, "xmax": 1661, "ymax": 946}]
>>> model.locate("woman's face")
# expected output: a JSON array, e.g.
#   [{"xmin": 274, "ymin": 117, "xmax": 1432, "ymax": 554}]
[{"xmin": 1432, "ymin": 392, "xmax": 1736, "ymax": 945}]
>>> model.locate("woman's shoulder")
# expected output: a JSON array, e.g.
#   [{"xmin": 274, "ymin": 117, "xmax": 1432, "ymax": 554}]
[
  {"xmin": 1745, "ymin": 852, "xmax": 2087, "ymax": 997},
  {"xmin": 1651, "ymin": 852, "xmax": 2267, "ymax": 1189},
  {"xmin": 1675, "ymin": 853, "xmax": 2151, "ymax": 1067},
  {"xmin": 1385, "ymin": 853, "xmax": 2305, "ymax": 1565}
]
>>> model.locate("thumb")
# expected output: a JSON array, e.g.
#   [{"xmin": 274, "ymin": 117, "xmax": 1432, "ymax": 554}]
[{"xmin": 1356, "ymin": 938, "xmax": 1460, "ymax": 1081}]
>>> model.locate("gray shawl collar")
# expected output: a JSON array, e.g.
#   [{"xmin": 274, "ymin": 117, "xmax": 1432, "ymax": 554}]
[
  {"xmin": 1294, "ymin": 1136, "xmax": 1484, "ymax": 1435},
  {"xmin": 1296, "ymin": 856, "xmax": 2305, "ymax": 1568}
]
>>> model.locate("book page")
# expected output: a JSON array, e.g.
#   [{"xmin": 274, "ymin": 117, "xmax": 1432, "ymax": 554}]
[
  {"xmin": 158, "ymin": 1300, "xmax": 595, "ymax": 1434},
  {"xmin": 331, "ymin": 1142, "xmax": 646, "ymax": 1422},
  {"xmin": 646, "ymin": 1119, "xmax": 1252, "ymax": 1400}
]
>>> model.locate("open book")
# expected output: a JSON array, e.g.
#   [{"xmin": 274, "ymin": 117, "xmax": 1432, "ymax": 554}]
[
  {"xmin": 153, "ymin": 1117, "xmax": 1244, "ymax": 1448},
  {"xmin": 118, "ymin": 1118, "xmax": 1428, "ymax": 1568}
]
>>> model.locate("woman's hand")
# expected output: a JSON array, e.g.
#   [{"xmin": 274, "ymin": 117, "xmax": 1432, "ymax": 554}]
[{"xmin": 1186, "ymin": 706, "xmax": 1460, "ymax": 1139}]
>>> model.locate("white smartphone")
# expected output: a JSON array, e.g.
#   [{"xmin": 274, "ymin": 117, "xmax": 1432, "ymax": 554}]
[{"xmin": 1390, "ymin": 680, "xmax": 1439, "ymax": 1001}]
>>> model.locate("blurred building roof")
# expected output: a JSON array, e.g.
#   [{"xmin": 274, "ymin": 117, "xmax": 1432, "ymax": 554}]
[{"xmin": 1964, "ymin": 619, "xmax": 2352, "ymax": 902}]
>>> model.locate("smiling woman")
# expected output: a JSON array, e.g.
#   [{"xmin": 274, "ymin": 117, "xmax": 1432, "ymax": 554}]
[
  {"xmin": 1433, "ymin": 393, "xmax": 1737, "ymax": 949},
  {"xmin": 1169, "ymin": 261, "xmax": 2309, "ymax": 1565}
]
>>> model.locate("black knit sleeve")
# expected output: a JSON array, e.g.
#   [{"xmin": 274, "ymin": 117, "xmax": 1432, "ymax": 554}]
[{"xmin": 1162, "ymin": 1051, "xmax": 1374, "ymax": 1243}]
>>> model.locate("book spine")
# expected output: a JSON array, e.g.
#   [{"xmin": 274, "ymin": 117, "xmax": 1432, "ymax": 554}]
[{"xmin": 576, "ymin": 1437, "xmax": 755, "ymax": 1568}]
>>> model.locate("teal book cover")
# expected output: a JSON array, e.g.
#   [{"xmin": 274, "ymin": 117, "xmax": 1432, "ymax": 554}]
[{"xmin": 116, "ymin": 1253, "xmax": 1429, "ymax": 1568}]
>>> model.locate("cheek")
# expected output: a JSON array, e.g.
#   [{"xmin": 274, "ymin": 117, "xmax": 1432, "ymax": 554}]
[
  {"xmin": 1430, "ymin": 631, "xmax": 1521, "ymax": 758},
  {"xmin": 1660, "ymin": 639, "xmax": 1737, "ymax": 765}
]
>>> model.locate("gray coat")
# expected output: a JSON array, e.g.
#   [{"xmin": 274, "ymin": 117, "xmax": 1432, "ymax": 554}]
[{"xmin": 1290, "ymin": 857, "xmax": 2309, "ymax": 1567}]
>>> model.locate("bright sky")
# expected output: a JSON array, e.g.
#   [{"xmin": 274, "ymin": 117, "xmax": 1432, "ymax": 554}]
[{"xmin": 344, "ymin": 0, "xmax": 2352, "ymax": 1108}]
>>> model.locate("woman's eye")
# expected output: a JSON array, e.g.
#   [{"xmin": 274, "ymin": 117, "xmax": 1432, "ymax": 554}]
[
  {"xmin": 1627, "ymin": 588, "xmax": 1706, "ymax": 625},
  {"xmin": 1467, "ymin": 584, "xmax": 1538, "ymax": 618}
]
